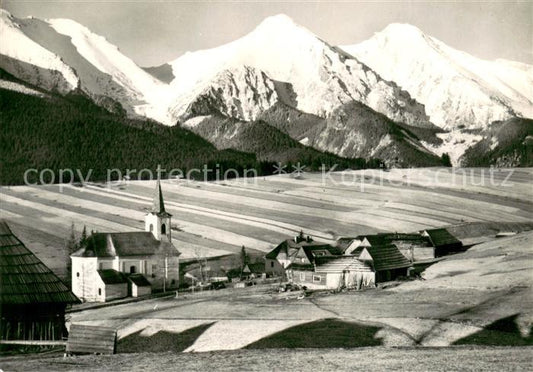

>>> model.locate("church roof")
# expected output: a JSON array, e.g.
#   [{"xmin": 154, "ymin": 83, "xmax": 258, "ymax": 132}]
[
  {"xmin": 71, "ymin": 231, "xmax": 180, "ymax": 258},
  {"xmin": 151, "ymin": 180, "xmax": 171, "ymax": 217}
]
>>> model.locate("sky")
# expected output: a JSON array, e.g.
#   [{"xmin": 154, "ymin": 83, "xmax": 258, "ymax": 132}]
[{"xmin": 3, "ymin": 1, "xmax": 532, "ymax": 67}]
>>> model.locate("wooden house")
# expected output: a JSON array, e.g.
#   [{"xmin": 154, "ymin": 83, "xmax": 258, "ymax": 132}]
[
  {"xmin": 0, "ymin": 220, "xmax": 79, "ymax": 341},
  {"xmin": 265, "ymin": 235, "xmax": 338, "ymax": 278},
  {"xmin": 292, "ymin": 255, "xmax": 375, "ymax": 290},
  {"xmin": 71, "ymin": 181, "xmax": 180, "ymax": 302},
  {"xmin": 421, "ymin": 228, "xmax": 463, "ymax": 257}
]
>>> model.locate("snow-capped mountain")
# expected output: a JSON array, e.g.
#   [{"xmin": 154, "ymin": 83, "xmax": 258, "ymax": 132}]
[
  {"xmin": 165, "ymin": 14, "xmax": 431, "ymax": 128},
  {"xmin": 341, "ymin": 23, "xmax": 533, "ymax": 131},
  {"xmin": 1, "ymin": 10, "xmax": 531, "ymax": 166},
  {"xmin": 0, "ymin": 9, "xmax": 168, "ymax": 119}
]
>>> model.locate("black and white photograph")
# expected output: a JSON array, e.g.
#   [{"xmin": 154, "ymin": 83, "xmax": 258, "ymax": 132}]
[{"xmin": 0, "ymin": 0, "xmax": 532, "ymax": 370}]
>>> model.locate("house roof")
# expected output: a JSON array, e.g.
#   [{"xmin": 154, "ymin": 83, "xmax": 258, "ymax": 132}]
[
  {"xmin": 97, "ymin": 269, "xmax": 128, "ymax": 285},
  {"xmin": 0, "ymin": 220, "xmax": 80, "ymax": 305},
  {"xmin": 315, "ymin": 256, "xmax": 373, "ymax": 273},
  {"xmin": 72, "ymin": 231, "xmax": 180, "ymax": 258},
  {"xmin": 266, "ymin": 239, "xmax": 339, "ymax": 260},
  {"xmin": 423, "ymin": 228, "xmax": 462, "ymax": 248},
  {"xmin": 243, "ymin": 262, "xmax": 265, "ymax": 274},
  {"xmin": 360, "ymin": 244, "xmax": 412, "ymax": 271},
  {"xmin": 128, "ymin": 274, "xmax": 151, "ymax": 287}
]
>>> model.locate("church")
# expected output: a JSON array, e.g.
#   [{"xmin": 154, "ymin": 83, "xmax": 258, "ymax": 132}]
[{"xmin": 71, "ymin": 181, "xmax": 180, "ymax": 302}]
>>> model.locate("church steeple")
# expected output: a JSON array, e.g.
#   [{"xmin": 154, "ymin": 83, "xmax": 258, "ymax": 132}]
[
  {"xmin": 151, "ymin": 179, "xmax": 168, "ymax": 215},
  {"xmin": 145, "ymin": 180, "xmax": 172, "ymax": 241}
]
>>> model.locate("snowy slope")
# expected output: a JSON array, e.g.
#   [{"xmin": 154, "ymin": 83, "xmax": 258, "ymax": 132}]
[
  {"xmin": 0, "ymin": 9, "xmax": 79, "ymax": 92},
  {"xmin": 0, "ymin": 10, "xmax": 170, "ymax": 121},
  {"xmin": 166, "ymin": 15, "xmax": 431, "ymax": 127},
  {"xmin": 342, "ymin": 23, "xmax": 533, "ymax": 130}
]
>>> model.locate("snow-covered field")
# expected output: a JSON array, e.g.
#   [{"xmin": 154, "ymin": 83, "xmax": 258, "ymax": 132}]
[{"xmin": 1, "ymin": 168, "xmax": 531, "ymax": 272}]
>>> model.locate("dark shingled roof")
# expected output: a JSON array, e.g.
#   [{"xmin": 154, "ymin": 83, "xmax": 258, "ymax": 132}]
[
  {"xmin": 97, "ymin": 269, "xmax": 128, "ymax": 285},
  {"xmin": 423, "ymin": 228, "xmax": 462, "ymax": 248},
  {"xmin": 128, "ymin": 274, "xmax": 151, "ymax": 287},
  {"xmin": 72, "ymin": 231, "xmax": 180, "ymax": 258},
  {"xmin": 0, "ymin": 220, "xmax": 80, "ymax": 305},
  {"xmin": 360, "ymin": 244, "xmax": 412, "ymax": 271}
]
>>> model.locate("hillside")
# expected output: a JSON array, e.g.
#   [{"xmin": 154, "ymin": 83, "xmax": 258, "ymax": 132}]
[
  {"xmin": 0, "ymin": 73, "xmax": 266, "ymax": 185},
  {"xmin": 461, "ymin": 118, "xmax": 533, "ymax": 167}
]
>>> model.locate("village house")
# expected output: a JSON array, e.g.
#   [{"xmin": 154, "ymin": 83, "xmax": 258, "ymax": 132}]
[
  {"xmin": 264, "ymin": 232, "xmax": 339, "ymax": 278},
  {"xmin": 292, "ymin": 255, "xmax": 375, "ymax": 290},
  {"xmin": 291, "ymin": 241, "xmax": 412, "ymax": 289},
  {"xmin": 70, "ymin": 181, "xmax": 180, "ymax": 302},
  {"xmin": 0, "ymin": 220, "xmax": 79, "ymax": 341}
]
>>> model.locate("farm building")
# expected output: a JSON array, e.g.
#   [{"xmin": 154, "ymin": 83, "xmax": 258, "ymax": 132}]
[
  {"xmin": 292, "ymin": 255, "xmax": 375, "ymax": 290},
  {"xmin": 339, "ymin": 233, "xmax": 434, "ymax": 261},
  {"xmin": 355, "ymin": 244, "xmax": 413, "ymax": 282},
  {"xmin": 265, "ymin": 233, "xmax": 338, "ymax": 278},
  {"xmin": 0, "ymin": 220, "xmax": 79, "ymax": 341},
  {"xmin": 71, "ymin": 181, "xmax": 180, "ymax": 302},
  {"xmin": 421, "ymin": 228, "xmax": 463, "ymax": 257}
]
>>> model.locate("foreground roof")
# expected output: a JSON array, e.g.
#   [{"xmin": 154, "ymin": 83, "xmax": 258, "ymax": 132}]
[
  {"xmin": 0, "ymin": 220, "xmax": 79, "ymax": 305},
  {"xmin": 72, "ymin": 231, "xmax": 180, "ymax": 258}
]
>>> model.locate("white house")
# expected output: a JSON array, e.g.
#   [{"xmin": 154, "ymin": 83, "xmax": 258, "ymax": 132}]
[{"xmin": 71, "ymin": 181, "xmax": 180, "ymax": 302}]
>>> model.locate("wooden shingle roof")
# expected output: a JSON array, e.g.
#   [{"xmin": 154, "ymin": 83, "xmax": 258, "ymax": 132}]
[
  {"xmin": 423, "ymin": 228, "xmax": 462, "ymax": 248},
  {"xmin": 360, "ymin": 244, "xmax": 412, "ymax": 271},
  {"xmin": 0, "ymin": 220, "xmax": 79, "ymax": 305}
]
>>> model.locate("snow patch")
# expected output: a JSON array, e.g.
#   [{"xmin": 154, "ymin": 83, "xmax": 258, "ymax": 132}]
[
  {"xmin": 422, "ymin": 131, "xmax": 483, "ymax": 166},
  {"xmin": 183, "ymin": 115, "xmax": 211, "ymax": 128},
  {"xmin": 0, "ymin": 79, "xmax": 46, "ymax": 97}
]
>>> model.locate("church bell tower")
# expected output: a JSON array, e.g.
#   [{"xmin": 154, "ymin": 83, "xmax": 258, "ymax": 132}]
[{"xmin": 145, "ymin": 180, "xmax": 172, "ymax": 241}]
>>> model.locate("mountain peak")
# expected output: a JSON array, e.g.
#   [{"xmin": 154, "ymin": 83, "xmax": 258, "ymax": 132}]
[
  {"xmin": 256, "ymin": 14, "xmax": 297, "ymax": 30},
  {"xmin": 376, "ymin": 23, "xmax": 427, "ymax": 43}
]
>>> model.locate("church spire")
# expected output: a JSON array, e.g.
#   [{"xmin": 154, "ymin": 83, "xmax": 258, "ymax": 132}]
[{"xmin": 151, "ymin": 179, "xmax": 167, "ymax": 215}]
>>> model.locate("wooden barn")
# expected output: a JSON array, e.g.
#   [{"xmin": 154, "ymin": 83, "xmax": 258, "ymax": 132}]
[
  {"xmin": 0, "ymin": 221, "xmax": 79, "ymax": 341},
  {"xmin": 421, "ymin": 228, "xmax": 463, "ymax": 257},
  {"xmin": 339, "ymin": 233, "xmax": 434, "ymax": 261},
  {"xmin": 355, "ymin": 244, "xmax": 413, "ymax": 282}
]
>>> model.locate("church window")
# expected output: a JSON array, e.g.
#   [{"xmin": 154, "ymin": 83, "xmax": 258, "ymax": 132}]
[
  {"xmin": 161, "ymin": 223, "xmax": 166, "ymax": 234},
  {"xmin": 130, "ymin": 265, "xmax": 136, "ymax": 274},
  {"xmin": 150, "ymin": 224, "xmax": 153, "ymax": 232}
]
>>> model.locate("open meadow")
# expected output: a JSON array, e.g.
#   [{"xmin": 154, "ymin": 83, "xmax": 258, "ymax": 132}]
[
  {"xmin": 1, "ymin": 168, "xmax": 531, "ymax": 278},
  {"xmin": 1, "ymin": 168, "xmax": 532, "ymax": 369}
]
